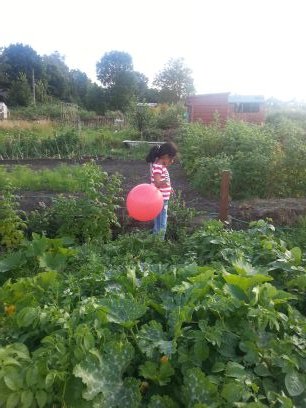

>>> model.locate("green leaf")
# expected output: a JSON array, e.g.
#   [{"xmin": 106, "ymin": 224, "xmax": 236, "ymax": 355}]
[
  {"xmin": 254, "ymin": 363, "xmax": 271, "ymax": 377},
  {"xmin": 25, "ymin": 366, "xmax": 39, "ymax": 387},
  {"xmin": 6, "ymin": 393, "xmax": 20, "ymax": 408},
  {"xmin": 16, "ymin": 307, "xmax": 38, "ymax": 328},
  {"xmin": 38, "ymin": 252, "xmax": 68, "ymax": 272},
  {"xmin": 20, "ymin": 390, "xmax": 34, "ymax": 408},
  {"xmin": 63, "ymin": 377, "xmax": 92, "ymax": 408},
  {"xmin": 45, "ymin": 372, "xmax": 56, "ymax": 388},
  {"xmin": 287, "ymin": 275, "xmax": 306, "ymax": 290},
  {"xmin": 4, "ymin": 367, "xmax": 23, "ymax": 391},
  {"xmin": 97, "ymin": 298, "xmax": 147, "ymax": 326},
  {"xmin": 182, "ymin": 368, "xmax": 218, "ymax": 407},
  {"xmin": 139, "ymin": 361, "xmax": 175, "ymax": 386},
  {"xmin": 93, "ymin": 377, "xmax": 141, "ymax": 408},
  {"xmin": 225, "ymin": 362, "xmax": 246, "ymax": 379},
  {"xmin": 73, "ymin": 341, "xmax": 135, "ymax": 401},
  {"xmin": 148, "ymin": 395, "xmax": 178, "ymax": 408},
  {"xmin": 211, "ymin": 362, "xmax": 225, "ymax": 373},
  {"xmin": 137, "ymin": 321, "xmax": 176, "ymax": 358},
  {"xmin": 224, "ymin": 284, "xmax": 248, "ymax": 301},
  {"xmin": 290, "ymin": 247, "xmax": 302, "ymax": 265},
  {"xmin": 36, "ymin": 270, "xmax": 58, "ymax": 289},
  {"xmin": 285, "ymin": 370, "xmax": 305, "ymax": 397},
  {"xmin": 232, "ymin": 259, "xmax": 257, "ymax": 276},
  {"xmin": 221, "ymin": 382, "xmax": 244, "ymax": 403},
  {"xmin": 275, "ymin": 394, "xmax": 294, "ymax": 408},
  {"xmin": 0, "ymin": 343, "xmax": 30, "ymax": 362},
  {"xmin": 223, "ymin": 273, "xmax": 272, "ymax": 293},
  {"xmin": 0, "ymin": 251, "xmax": 26, "ymax": 273},
  {"xmin": 35, "ymin": 390, "xmax": 48, "ymax": 408}
]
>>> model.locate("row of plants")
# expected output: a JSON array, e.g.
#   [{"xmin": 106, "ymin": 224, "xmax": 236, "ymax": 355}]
[
  {"xmin": 0, "ymin": 163, "xmax": 123, "ymax": 251},
  {"xmin": 1, "ymin": 159, "xmax": 306, "ymax": 407},
  {"xmin": 0, "ymin": 163, "xmax": 195, "ymax": 250},
  {"xmin": 0, "ymin": 102, "xmax": 185, "ymax": 160},
  {"xmin": 0, "ymin": 164, "xmax": 116, "ymax": 193},
  {"xmin": 178, "ymin": 117, "xmax": 306, "ymax": 199},
  {"xmin": 9, "ymin": 103, "xmax": 98, "ymax": 121},
  {"xmin": 0, "ymin": 122, "xmax": 143, "ymax": 159},
  {"xmin": 1, "ymin": 209, "xmax": 306, "ymax": 406}
]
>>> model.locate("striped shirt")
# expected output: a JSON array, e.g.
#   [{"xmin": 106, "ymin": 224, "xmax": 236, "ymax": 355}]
[{"xmin": 151, "ymin": 163, "xmax": 171, "ymax": 200}]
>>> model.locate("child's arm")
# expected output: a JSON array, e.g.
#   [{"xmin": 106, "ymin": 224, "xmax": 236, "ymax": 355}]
[{"xmin": 153, "ymin": 174, "xmax": 170, "ymax": 188}]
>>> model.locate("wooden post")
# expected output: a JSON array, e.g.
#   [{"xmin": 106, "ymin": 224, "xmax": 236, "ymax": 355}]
[{"xmin": 219, "ymin": 170, "xmax": 230, "ymax": 222}]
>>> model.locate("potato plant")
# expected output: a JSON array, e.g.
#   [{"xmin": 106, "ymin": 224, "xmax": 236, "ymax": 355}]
[{"xmin": 0, "ymin": 219, "xmax": 306, "ymax": 407}]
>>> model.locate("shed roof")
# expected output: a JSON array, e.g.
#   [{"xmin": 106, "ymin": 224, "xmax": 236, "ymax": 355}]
[{"xmin": 228, "ymin": 94, "xmax": 265, "ymax": 103}]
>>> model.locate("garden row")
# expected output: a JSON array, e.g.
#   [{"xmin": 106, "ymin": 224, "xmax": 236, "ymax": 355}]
[{"xmin": 0, "ymin": 161, "xmax": 306, "ymax": 406}]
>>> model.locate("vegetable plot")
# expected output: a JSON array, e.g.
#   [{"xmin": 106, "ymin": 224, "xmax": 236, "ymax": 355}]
[{"xmin": 1, "ymin": 220, "xmax": 306, "ymax": 407}]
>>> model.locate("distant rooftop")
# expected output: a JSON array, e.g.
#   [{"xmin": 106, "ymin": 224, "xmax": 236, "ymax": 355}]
[{"xmin": 228, "ymin": 94, "xmax": 265, "ymax": 103}]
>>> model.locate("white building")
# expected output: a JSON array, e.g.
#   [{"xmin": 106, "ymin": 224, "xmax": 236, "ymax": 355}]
[{"xmin": 0, "ymin": 102, "xmax": 8, "ymax": 119}]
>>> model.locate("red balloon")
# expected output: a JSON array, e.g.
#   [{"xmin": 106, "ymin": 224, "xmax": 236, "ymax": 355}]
[{"xmin": 126, "ymin": 183, "xmax": 163, "ymax": 221}]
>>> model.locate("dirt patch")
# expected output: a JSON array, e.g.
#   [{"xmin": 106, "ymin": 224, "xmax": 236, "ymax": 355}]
[{"xmin": 2, "ymin": 158, "xmax": 306, "ymax": 226}]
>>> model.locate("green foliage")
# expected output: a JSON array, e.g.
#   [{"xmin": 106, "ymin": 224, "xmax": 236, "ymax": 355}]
[
  {"xmin": 96, "ymin": 51, "xmax": 147, "ymax": 112},
  {"xmin": 0, "ymin": 122, "xmax": 144, "ymax": 159},
  {"xmin": 167, "ymin": 190, "xmax": 197, "ymax": 240},
  {"xmin": 28, "ymin": 163, "xmax": 122, "ymax": 243},
  {"xmin": 153, "ymin": 58, "xmax": 195, "ymax": 103},
  {"xmin": 0, "ymin": 43, "xmax": 43, "ymax": 86},
  {"xmin": 96, "ymin": 51, "xmax": 134, "ymax": 87},
  {"xmin": 154, "ymin": 103, "xmax": 185, "ymax": 130},
  {"xmin": 1, "ymin": 194, "xmax": 306, "ymax": 408},
  {"xmin": 0, "ymin": 187, "xmax": 26, "ymax": 250},
  {"xmin": 179, "ymin": 119, "xmax": 306, "ymax": 199},
  {"xmin": 8, "ymin": 72, "xmax": 32, "ymax": 106},
  {"xmin": 127, "ymin": 103, "xmax": 155, "ymax": 138}
]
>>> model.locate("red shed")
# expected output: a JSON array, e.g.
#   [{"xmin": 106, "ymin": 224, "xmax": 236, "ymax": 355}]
[{"xmin": 186, "ymin": 93, "xmax": 265, "ymax": 125}]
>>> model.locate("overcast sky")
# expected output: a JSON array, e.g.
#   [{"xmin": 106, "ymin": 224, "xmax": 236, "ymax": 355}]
[{"xmin": 1, "ymin": 0, "xmax": 306, "ymax": 101}]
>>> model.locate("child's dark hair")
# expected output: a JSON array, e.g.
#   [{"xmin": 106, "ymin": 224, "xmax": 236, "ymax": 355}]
[{"xmin": 146, "ymin": 142, "xmax": 178, "ymax": 163}]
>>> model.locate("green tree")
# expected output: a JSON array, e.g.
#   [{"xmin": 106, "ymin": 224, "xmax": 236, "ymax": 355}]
[
  {"xmin": 96, "ymin": 51, "xmax": 140, "ymax": 112},
  {"xmin": 85, "ymin": 83, "xmax": 108, "ymax": 114},
  {"xmin": 128, "ymin": 101, "xmax": 154, "ymax": 138},
  {"xmin": 35, "ymin": 79, "xmax": 48, "ymax": 103},
  {"xmin": 153, "ymin": 58, "xmax": 195, "ymax": 103},
  {"xmin": 68, "ymin": 69, "xmax": 92, "ymax": 106},
  {"xmin": 8, "ymin": 72, "xmax": 32, "ymax": 106},
  {"xmin": 134, "ymin": 71, "xmax": 149, "ymax": 100},
  {"xmin": 96, "ymin": 50, "xmax": 133, "ymax": 87},
  {"xmin": 42, "ymin": 52, "xmax": 70, "ymax": 100},
  {"xmin": 0, "ymin": 43, "xmax": 43, "ymax": 84}
]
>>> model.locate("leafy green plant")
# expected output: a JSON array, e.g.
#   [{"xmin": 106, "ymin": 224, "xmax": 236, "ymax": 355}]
[
  {"xmin": 0, "ymin": 187, "xmax": 26, "ymax": 251},
  {"xmin": 27, "ymin": 163, "xmax": 122, "ymax": 243},
  {"xmin": 1, "ymin": 209, "xmax": 306, "ymax": 407},
  {"xmin": 167, "ymin": 190, "xmax": 197, "ymax": 240},
  {"xmin": 179, "ymin": 118, "xmax": 306, "ymax": 199}
]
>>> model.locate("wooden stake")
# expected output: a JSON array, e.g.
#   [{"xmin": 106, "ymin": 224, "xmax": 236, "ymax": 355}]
[{"xmin": 219, "ymin": 170, "xmax": 230, "ymax": 222}]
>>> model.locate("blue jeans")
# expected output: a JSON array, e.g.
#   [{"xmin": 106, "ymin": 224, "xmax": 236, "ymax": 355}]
[{"xmin": 153, "ymin": 200, "xmax": 168, "ymax": 239}]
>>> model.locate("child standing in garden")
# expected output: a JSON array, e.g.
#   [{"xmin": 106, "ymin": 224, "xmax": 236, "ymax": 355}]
[{"xmin": 146, "ymin": 142, "xmax": 178, "ymax": 239}]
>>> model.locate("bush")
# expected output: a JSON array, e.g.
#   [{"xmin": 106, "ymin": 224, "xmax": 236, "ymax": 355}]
[
  {"xmin": 27, "ymin": 163, "xmax": 122, "ymax": 243},
  {"xmin": 179, "ymin": 118, "xmax": 306, "ymax": 199},
  {"xmin": 154, "ymin": 104, "xmax": 184, "ymax": 130}
]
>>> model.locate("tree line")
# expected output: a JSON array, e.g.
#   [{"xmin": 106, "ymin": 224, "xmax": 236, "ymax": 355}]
[{"xmin": 0, "ymin": 44, "xmax": 195, "ymax": 114}]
